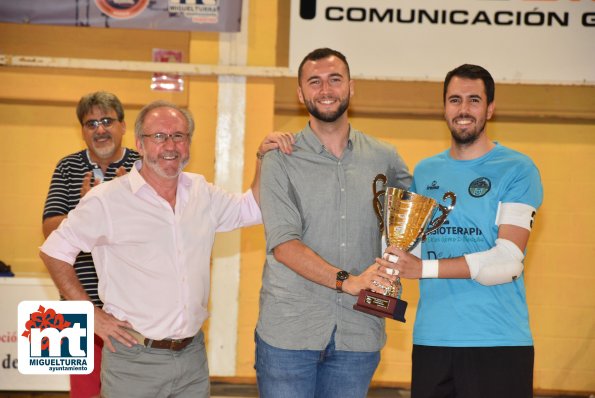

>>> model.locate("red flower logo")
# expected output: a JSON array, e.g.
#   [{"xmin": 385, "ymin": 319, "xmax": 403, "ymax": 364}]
[{"xmin": 21, "ymin": 305, "xmax": 72, "ymax": 350}]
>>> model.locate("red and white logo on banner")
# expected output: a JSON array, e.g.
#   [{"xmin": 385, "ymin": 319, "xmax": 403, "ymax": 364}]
[{"xmin": 95, "ymin": 0, "xmax": 150, "ymax": 19}]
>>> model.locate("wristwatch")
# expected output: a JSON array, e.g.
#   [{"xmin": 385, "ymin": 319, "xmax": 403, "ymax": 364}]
[{"xmin": 335, "ymin": 270, "xmax": 350, "ymax": 292}]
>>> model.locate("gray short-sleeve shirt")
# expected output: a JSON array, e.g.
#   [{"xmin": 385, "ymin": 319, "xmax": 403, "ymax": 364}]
[{"xmin": 257, "ymin": 124, "xmax": 412, "ymax": 351}]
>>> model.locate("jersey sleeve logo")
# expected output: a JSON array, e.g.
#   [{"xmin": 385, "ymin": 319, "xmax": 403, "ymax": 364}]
[{"xmin": 468, "ymin": 177, "xmax": 491, "ymax": 198}]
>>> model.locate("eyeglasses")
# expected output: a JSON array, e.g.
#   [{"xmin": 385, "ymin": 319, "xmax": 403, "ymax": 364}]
[
  {"xmin": 141, "ymin": 132, "xmax": 190, "ymax": 144},
  {"xmin": 83, "ymin": 117, "xmax": 117, "ymax": 130}
]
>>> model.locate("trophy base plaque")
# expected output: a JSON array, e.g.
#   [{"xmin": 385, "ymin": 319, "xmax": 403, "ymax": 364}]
[{"xmin": 353, "ymin": 289, "xmax": 407, "ymax": 322}]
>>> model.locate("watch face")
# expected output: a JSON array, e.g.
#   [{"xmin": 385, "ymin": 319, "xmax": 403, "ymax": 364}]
[{"xmin": 337, "ymin": 271, "xmax": 349, "ymax": 281}]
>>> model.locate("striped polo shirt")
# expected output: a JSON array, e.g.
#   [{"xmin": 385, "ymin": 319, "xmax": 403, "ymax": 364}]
[{"xmin": 43, "ymin": 148, "xmax": 140, "ymax": 306}]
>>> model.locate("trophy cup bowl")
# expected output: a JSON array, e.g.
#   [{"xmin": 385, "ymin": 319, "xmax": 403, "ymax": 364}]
[{"xmin": 353, "ymin": 174, "xmax": 456, "ymax": 322}]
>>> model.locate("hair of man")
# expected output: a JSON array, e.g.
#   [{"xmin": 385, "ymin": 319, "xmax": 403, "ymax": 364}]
[
  {"xmin": 134, "ymin": 100, "xmax": 195, "ymax": 142},
  {"xmin": 76, "ymin": 91, "xmax": 125, "ymax": 125},
  {"xmin": 443, "ymin": 64, "xmax": 495, "ymax": 104},
  {"xmin": 297, "ymin": 47, "xmax": 351, "ymax": 84}
]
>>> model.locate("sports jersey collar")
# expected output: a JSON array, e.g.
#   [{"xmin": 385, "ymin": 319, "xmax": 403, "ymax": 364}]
[{"xmin": 446, "ymin": 141, "xmax": 502, "ymax": 165}]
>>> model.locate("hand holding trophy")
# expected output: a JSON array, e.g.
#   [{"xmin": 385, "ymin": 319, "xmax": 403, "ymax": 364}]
[{"xmin": 353, "ymin": 174, "xmax": 456, "ymax": 322}]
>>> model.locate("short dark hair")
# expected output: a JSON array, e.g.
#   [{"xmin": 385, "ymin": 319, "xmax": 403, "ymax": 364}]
[
  {"xmin": 76, "ymin": 91, "xmax": 124, "ymax": 125},
  {"xmin": 443, "ymin": 64, "xmax": 495, "ymax": 104},
  {"xmin": 297, "ymin": 48, "xmax": 350, "ymax": 83}
]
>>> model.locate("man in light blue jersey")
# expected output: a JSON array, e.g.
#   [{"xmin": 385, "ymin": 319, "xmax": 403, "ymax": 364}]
[{"xmin": 380, "ymin": 64, "xmax": 543, "ymax": 398}]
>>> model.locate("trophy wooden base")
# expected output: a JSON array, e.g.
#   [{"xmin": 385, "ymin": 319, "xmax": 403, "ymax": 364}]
[{"xmin": 353, "ymin": 289, "xmax": 407, "ymax": 322}]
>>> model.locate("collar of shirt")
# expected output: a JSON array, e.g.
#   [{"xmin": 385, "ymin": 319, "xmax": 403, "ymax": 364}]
[
  {"xmin": 128, "ymin": 160, "xmax": 192, "ymax": 212},
  {"xmin": 302, "ymin": 123, "xmax": 354, "ymax": 156},
  {"xmin": 85, "ymin": 148, "xmax": 127, "ymax": 168}
]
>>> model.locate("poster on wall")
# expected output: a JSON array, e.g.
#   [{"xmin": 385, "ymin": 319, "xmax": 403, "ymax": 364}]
[
  {"xmin": 0, "ymin": 0, "xmax": 242, "ymax": 32},
  {"xmin": 151, "ymin": 48, "xmax": 184, "ymax": 92},
  {"xmin": 289, "ymin": 0, "xmax": 595, "ymax": 85}
]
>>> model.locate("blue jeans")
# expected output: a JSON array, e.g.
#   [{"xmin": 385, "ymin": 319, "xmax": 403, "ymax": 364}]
[{"xmin": 255, "ymin": 330, "xmax": 380, "ymax": 398}]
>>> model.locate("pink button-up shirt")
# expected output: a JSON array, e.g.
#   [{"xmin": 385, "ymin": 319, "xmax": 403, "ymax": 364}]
[{"xmin": 41, "ymin": 161, "xmax": 261, "ymax": 340}]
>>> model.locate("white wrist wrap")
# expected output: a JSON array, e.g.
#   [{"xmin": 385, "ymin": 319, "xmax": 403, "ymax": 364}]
[
  {"xmin": 422, "ymin": 260, "xmax": 439, "ymax": 278},
  {"xmin": 465, "ymin": 238, "xmax": 525, "ymax": 286},
  {"xmin": 495, "ymin": 202, "xmax": 537, "ymax": 231}
]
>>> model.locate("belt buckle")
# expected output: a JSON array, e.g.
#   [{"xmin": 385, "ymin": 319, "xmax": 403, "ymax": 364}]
[{"xmin": 170, "ymin": 338, "xmax": 184, "ymax": 350}]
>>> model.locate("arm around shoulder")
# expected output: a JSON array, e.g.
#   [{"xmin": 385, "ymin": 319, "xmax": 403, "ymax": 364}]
[{"xmin": 250, "ymin": 132, "xmax": 296, "ymax": 205}]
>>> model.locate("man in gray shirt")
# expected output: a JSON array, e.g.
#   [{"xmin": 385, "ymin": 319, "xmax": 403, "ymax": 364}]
[{"xmin": 255, "ymin": 48, "xmax": 412, "ymax": 398}]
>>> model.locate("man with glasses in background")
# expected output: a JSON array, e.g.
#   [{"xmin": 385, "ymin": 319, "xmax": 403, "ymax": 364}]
[
  {"xmin": 42, "ymin": 91, "xmax": 139, "ymax": 398},
  {"xmin": 40, "ymin": 100, "xmax": 292, "ymax": 397}
]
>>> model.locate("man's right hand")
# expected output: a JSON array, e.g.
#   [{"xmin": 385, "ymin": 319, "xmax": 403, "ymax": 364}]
[
  {"xmin": 341, "ymin": 262, "xmax": 397, "ymax": 296},
  {"xmin": 94, "ymin": 307, "xmax": 137, "ymax": 352},
  {"xmin": 258, "ymin": 132, "xmax": 295, "ymax": 157}
]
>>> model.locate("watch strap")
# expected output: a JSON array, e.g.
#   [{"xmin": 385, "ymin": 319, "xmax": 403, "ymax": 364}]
[{"xmin": 336, "ymin": 270, "xmax": 349, "ymax": 292}]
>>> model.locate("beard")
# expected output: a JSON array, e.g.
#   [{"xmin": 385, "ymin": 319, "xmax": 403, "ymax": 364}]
[
  {"xmin": 304, "ymin": 95, "xmax": 350, "ymax": 123},
  {"xmin": 447, "ymin": 115, "xmax": 487, "ymax": 145},
  {"xmin": 90, "ymin": 137, "xmax": 117, "ymax": 160},
  {"xmin": 144, "ymin": 150, "xmax": 189, "ymax": 179}
]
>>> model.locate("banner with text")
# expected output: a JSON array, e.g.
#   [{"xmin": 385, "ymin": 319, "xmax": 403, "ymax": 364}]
[
  {"xmin": 0, "ymin": 0, "xmax": 241, "ymax": 32},
  {"xmin": 289, "ymin": 0, "xmax": 595, "ymax": 84}
]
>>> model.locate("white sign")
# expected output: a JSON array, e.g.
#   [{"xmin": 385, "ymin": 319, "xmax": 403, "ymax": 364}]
[
  {"xmin": 0, "ymin": 277, "xmax": 69, "ymax": 390},
  {"xmin": 18, "ymin": 301, "xmax": 94, "ymax": 375},
  {"xmin": 289, "ymin": 0, "xmax": 595, "ymax": 84}
]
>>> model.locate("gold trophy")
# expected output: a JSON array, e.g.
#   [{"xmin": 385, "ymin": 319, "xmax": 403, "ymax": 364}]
[{"xmin": 353, "ymin": 174, "xmax": 456, "ymax": 322}]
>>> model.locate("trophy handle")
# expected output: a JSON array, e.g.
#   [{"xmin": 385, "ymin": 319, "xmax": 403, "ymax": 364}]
[
  {"xmin": 372, "ymin": 174, "xmax": 387, "ymax": 232},
  {"xmin": 422, "ymin": 191, "xmax": 457, "ymax": 240}
]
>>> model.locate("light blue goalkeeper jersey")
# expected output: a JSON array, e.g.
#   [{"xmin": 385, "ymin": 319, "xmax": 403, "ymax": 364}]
[{"xmin": 411, "ymin": 143, "xmax": 543, "ymax": 347}]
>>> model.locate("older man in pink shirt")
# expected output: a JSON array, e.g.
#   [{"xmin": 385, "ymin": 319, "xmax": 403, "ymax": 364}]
[{"xmin": 40, "ymin": 100, "xmax": 293, "ymax": 398}]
